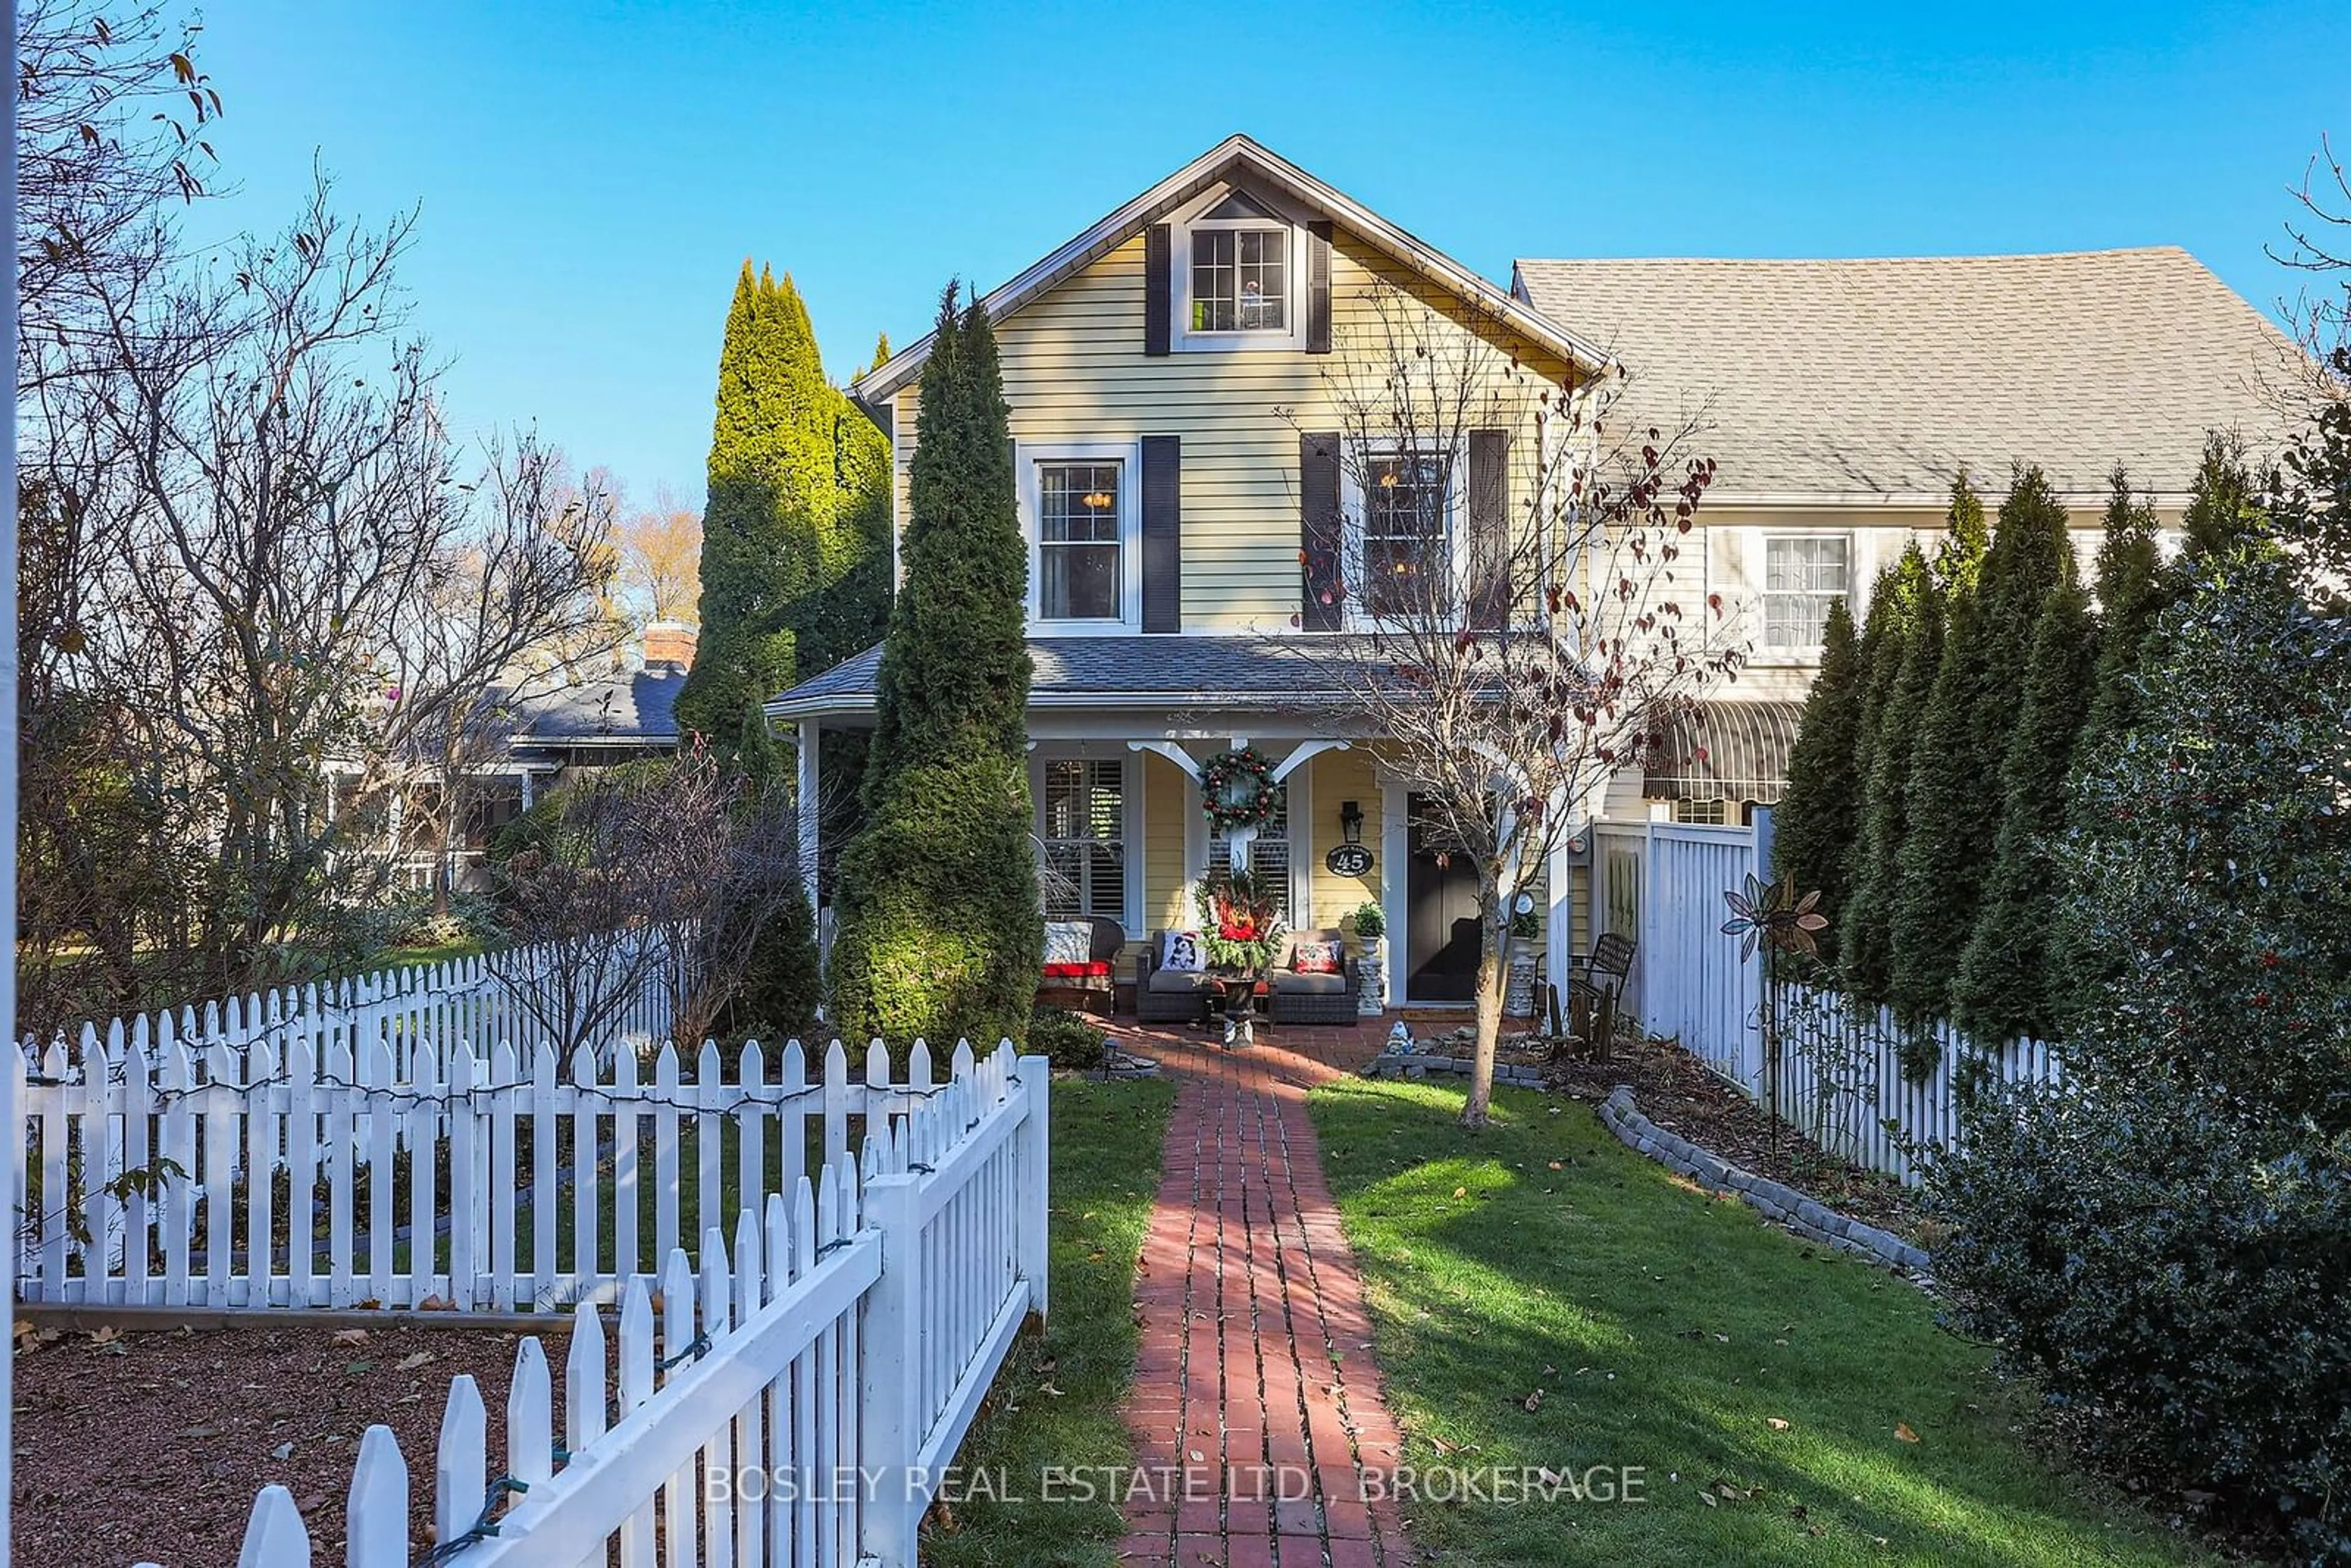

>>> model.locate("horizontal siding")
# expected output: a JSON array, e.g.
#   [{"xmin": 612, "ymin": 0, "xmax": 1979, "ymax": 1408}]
[
  {"xmin": 1306, "ymin": 749, "xmax": 1381, "ymax": 944},
  {"xmin": 894, "ymin": 221, "xmax": 1565, "ymax": 630},
  {"xmin": 1142, "ymin": 752, "xmax": 1193, "ymax": 941}
]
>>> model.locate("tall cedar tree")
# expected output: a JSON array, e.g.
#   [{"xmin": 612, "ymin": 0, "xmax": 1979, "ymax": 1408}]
[
  {"xmin": 827, "ymin": 285, "xmax": 1041, "ymax": 1049},
  {"xmin": 1949, "ymin": 572, "xmax": 2098, "ymax": 1041},
  {"xmin": 1772, "ymin": 597, "xmax": 1865, "ymax": 960},
  {"xmin": 1840, "ymin": 496, "xmax": 1965, "ymax": 1002},
  {"xmin": 2174, "ymin": 432, "xmax": 2273, "ymax": 580},
  {"xmin": 1838, "ymin": 541, "xmax": 1935, "ymax": 972},
  {"xmin": 2074, "ymin": 469, "xmax": 2165, "ymax": 754},
  {"xmin": 1888, "ymin": 467, "xmax": 2072, "ymax": 1029},
  {"xmin": 2044, "ymin": 457, "xmax": 2242, "ymax": 1029},
  {"xmin": 677, "ymin": 264, "xmax": 891, "ymax": 757}
]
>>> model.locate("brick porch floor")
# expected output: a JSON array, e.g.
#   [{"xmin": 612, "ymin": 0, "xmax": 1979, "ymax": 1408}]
[{"xmin": 1109, "ymin": 1011, "xmax": 1419, "ymax": 1567}]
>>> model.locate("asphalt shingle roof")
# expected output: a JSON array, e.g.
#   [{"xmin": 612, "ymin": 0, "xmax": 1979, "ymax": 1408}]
[
  {"xmin": 509, "ymin": 667, "xmax": 686, "ymax": 743},
  {"xmin": 1512, "ymin": 247, "xmax": 2305, "ymax": 498},
  {"xmin": 769, "ymin": 637, "xmax": 1383, "ymax": 716}
]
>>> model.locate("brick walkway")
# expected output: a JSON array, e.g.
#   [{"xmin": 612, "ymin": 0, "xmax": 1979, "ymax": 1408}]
[{"xmin": 1112, "ymin": 1015, "xmax": 1417, "ymax": 1568}]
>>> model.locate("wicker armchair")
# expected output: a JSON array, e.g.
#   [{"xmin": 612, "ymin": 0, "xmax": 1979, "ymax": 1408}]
[
  {"xmin": 1038, "ymin": 917, "xmax": 1127, "ymax": 1016},
  {"xmin": 1267, "ymin": 928, "xmax": 1360, "ymax": 1026},
  {"xmin": 1134, "ymin": 931, "xmax": 1220, "ymax": 1022}
]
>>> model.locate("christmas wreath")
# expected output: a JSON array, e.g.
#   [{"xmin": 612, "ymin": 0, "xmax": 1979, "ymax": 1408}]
[{"xmin": 1200, "ymin": 746, "xmax": 1280, "ymax": 833}]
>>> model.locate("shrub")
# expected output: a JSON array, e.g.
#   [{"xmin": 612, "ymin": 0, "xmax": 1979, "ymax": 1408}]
[
  {"xmin": 1028, "ymin": 1005, "xmax": 1109, "ymax": 1071},
  {"xmin": 1349, "ymin": 900, "xmax": 1385, "ymax": 940},
  {"xmin": 1929, "ymin": 547, "xmax": 2351, "ymax": 1557},
  {"xmin": 1922, "ymin": 1079, "xmax": 2351, "ymax": 1559}
]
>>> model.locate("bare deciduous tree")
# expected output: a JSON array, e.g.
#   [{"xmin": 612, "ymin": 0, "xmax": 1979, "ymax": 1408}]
[
  {"xmin": 485, "ymin": 744, "xmax": 812, "ymax": 1057},
  {"xmin": 615, "ymin": 487, "xmax": 705, "ymax": 625},
  {"xmin": 19, "ymin": 148, "xmax": 621, "ymax": 1021},
  {"xmin": 1284, "ymin": 290, "xmax": 1745, "ymax": 1127}
]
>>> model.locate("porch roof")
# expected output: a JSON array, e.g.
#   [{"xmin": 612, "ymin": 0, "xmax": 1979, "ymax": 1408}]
[
  {"xmin": 1641, "ymin": 699, "xmax": 1807, "ymax": 805},
  {"xmin": 766, "ymin": 635, "xmax": 1384, "ymax": 721}
]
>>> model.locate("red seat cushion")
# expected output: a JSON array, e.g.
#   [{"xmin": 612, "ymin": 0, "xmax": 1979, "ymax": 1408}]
[{"xmin": 1040, "ymin": 961, "xmax": 1114, "ymax": 979}]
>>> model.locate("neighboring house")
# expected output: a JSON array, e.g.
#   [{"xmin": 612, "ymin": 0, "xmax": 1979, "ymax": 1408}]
[
  {"xmin": 768, "ymin": 134, "xmax": 2299, "ymax": 1008},
  {"xmin": 343, "ymin": 622, "xmax": 696, "ymax": 893}
]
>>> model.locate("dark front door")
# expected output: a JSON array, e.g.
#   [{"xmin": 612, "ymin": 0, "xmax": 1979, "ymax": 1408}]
[{"xmin": 1405, "ymin": 795, "xmax": 1482, "ymax": 1002}]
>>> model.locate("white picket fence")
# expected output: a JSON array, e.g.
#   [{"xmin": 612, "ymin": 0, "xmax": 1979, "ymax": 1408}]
[
  {"xmin": 1769, "ymin": 983, "xmax": 2059, "ymax": 1184},
  {"xmin": 157, "ymin": 1038, "xmax": 1047, "ymax": 1568},
  {"xmin": 1594, "ymin": 814, "xmax": 2060, "ymax": 1185},
  {"xmin": 12, "ymin": 1023, "xmax": 1024, "ymax": 1313},
  {"xmin": 20, "ymin": 932, "xmax": 678, "ymax": 1083}
]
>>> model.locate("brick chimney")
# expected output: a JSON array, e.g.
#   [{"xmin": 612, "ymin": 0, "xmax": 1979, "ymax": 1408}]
[{"xmin": 643, "ymin": 620, "xmax": 698, "ymax": 671}]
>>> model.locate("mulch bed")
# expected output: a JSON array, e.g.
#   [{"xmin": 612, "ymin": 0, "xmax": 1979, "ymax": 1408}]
[
  {"xmin": 11, "ymin": 1319, "xmax": 570, "ymax": 1568},
  {"xmin": 1534, "ymin": 1031, "xmax": 1927, "ymax": 1242}
]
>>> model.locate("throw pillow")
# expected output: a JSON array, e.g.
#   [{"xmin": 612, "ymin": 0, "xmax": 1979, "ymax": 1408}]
[
  {"xmin": 1161, "ymin": 929, "xmax": 1207, "ymax": 972},
  {"xmin": 1043, "ymin": 920, "xmax": 1094, "ymax": 967},
  {"xmin": 1292, "ymin": 939, "xmax": 1343, "ymax": 975}
]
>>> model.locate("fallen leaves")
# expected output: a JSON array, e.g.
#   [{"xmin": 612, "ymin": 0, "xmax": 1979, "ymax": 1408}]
[{"xmin": 1894, "ymin": 1421, "xmax": 1919, "ymax": 1444}]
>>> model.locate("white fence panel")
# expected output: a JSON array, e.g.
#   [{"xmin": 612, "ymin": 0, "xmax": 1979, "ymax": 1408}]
[
  {"xmin": 1591, "ymin": 814, "xmax": 2061, "ymax": 1185},
  {"xmin": 165, "ymin": 1038, "xmax": 1048, "ymax": 1568},
  {"xmin": 1589, "ymin": 819, "xmax": 1762, "ymax": 1086},
  {"xmin": 15, "ymin": 1019, "xmax": 1022, "ymax": 1312},
  {"xmin": 1771, "ymin": 982, "xmax": 2059, "ymax": 1184}
]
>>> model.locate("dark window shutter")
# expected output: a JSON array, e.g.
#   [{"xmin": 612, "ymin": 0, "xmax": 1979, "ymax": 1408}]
[
  {"xmin": 1300, "ymin": 431, "xmax": 1343, "ymax": 631},
  {"xmin": 1467, "ymin": 429, "xmax": 1512, "ymax": 629},
  {"xmin": 1144, "ymin": 224, "xmax": 1172, "ymax": 357},
  {"xmin": 1141, "ymin": 436, "xmax": 1181, "ymax": 633},
  {"xmin": 1306, "ymin": 220, "xmax": 1333, "ymax": 354}
]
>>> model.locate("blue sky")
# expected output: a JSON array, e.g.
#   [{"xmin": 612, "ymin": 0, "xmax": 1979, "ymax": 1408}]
[{"xmin": 186, "ymin": 0, "xmax": 2343, "ymax": 507}]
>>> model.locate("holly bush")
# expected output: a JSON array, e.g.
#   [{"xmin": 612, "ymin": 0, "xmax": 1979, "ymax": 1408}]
[{"xmin": 1926, "ymin": 550, "xmax": 2351, "ymax": 1558}]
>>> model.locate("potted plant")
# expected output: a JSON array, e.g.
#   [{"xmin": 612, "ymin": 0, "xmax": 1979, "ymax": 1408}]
[
  {"xmin": 1350, "ymin": 901, "xmax": 1388, "ymax": 1017},
  {"xmin": 1199, "ymin": 869, "xmax": 1285, "ymax": 975},
  {"xmin": 1505, "ymin": 904, "xmax": 1542, "ymax": 1018}
]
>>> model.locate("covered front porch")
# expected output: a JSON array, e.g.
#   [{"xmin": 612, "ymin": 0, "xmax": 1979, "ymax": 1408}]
[{"xmin": 767, "ymin": 636, "xmax": 1594, "ymax": 1015}]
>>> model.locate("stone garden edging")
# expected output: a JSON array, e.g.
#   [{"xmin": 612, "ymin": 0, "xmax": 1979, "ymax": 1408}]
[
  {"xmin": 1361, "ymin": 1048, "xmax": 1547, "ymax": 1087},
  {"xmin": 1596, "ymin": 1085, "xmax": 1933, "ymax": 1277}
]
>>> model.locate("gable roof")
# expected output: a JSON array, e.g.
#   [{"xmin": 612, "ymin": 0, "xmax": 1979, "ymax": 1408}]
[
  {"xmin": 1512, "ymin": 247, "xmax": 2305, "ymax": 501},
  {"xmin": 853, "ymin": 135, "xmax": 1610, "ymax": 407}
]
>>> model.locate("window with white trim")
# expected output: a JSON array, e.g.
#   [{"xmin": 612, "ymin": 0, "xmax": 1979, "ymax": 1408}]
[
  {"xmin": 1040, "ymin": 759, "xmax": 1127, "ymax": 923},
  {"xmin": 1209, "ymin": 784, "xmax": 1289, "ymax": 898},
  {"xmin": 1356, "ymin": 451, "xmax": 1454, "ymax": 620},
  {"xmin": 1021, "ymin": 443, "xmax": 1140, "ymax": 631},
  {"xmin": 1174, "ymin": 188, "xmax": 1305, "ymax": 351},
  {"xmin": 1763, "ymin": 536, "xmax": 1850, "ymax": 650}
]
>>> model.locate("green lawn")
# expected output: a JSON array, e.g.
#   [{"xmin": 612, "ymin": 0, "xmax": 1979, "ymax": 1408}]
[
  {"xmin": 1308, "ymin": 1076, "xmax": 2212, "ymax": 1567},
  {"xmin": 923, "ymin": 1075, "xmax": 1176, "ymax": 1568}
]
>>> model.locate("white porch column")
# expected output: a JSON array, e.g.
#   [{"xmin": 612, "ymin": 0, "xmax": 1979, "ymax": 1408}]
[
  {"xmin": 1380, "ymin": 772, "xmax": 1409, "ymax": 1007},
  {"xmin": 797, "ymin": 719, "xmax": 821, "ymax": 913}
]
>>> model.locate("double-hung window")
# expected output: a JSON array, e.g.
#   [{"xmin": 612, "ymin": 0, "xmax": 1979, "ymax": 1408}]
[
  {"xmin": 1040, "ymin": 759, "xmax": 1127, "ymax": 923},
  {"xmin": 1024, "ymin": 443, "xmax": 1139, "ymax": 629},
  {"xmin": 1038, "ymin": 462, "xmax": 1123, "ymax": 621},
  {"xmin": 1357, "ymin": 451, "xmax": 1454, "ymax": 621},
  {"xmin": 1763, "ymin": 536, "xmax": 1850, "ymax": 650}
]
